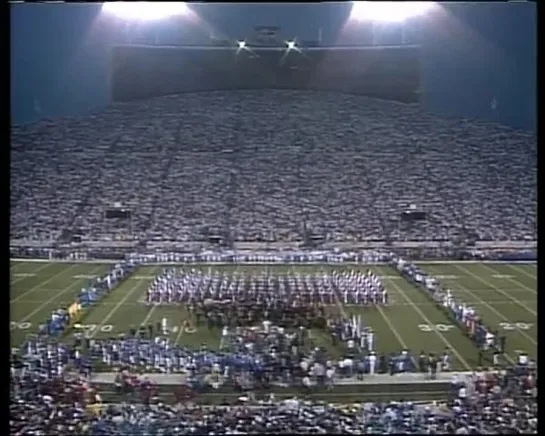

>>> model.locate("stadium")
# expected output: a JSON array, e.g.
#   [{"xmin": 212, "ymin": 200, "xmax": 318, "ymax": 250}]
[{"xmin": 10, "ymin": 2, "xmax": 537, "ymax": 435}]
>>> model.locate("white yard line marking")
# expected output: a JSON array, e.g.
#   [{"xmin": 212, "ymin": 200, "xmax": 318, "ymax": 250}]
[
  {"xmin": 375, "ymin": 272, "xmax": 425, "ymax": 365},
  {"xmin": 481, "ymin": 264, "xmax": 537, "ymax": 296},
  {"xmin": 10, "ymin": 262, "xmax": 53, "ymax": 284},
  {"xmin": 430, "ymin": 271, "xmax": 536, "ymax": 348},
  {"xmin": 376, "ymin": 305, "xmax": 417, "ymax": 365},
  {"xmin": 456, "ymin": 265, "xmax": 537, "ymax": 317},
  {"xmin": 17, "ymin": 266, "xmax": 104, "ymax": 322},
  {"xmin": 461, "ymin": 285, "xmax": 537, "ymax": 348},
  {"xmin": 174, "ymin": 318, "xmax": 185, "ymax": 346},
  {"xmin": 332, "ymin": 289, "xmax": 350, "ymax": 319},
  {"xmin": 11, "ymin": 264, "xmax": 80, "ymax": 303},
  {"xmin": 507, "ymin": 264, "xmax": 537, "ymax": 281},
  {"xmin": 385, "ymin": 277, "xmax": 472, "ymax": 370},
  {"xmin": 10, "ymin": 262, "xmax": 26, "ymax": 273},
  {"xmin": 426, "ymin": 270, "xmax": 525, "ymax": 363},
  {"xmin": 89, "ymin": 279, "xmax": 148, "ymax": 339},
  {"xmin": 141, "ymin": 304, "xmax": 158, "ymax": 327}
]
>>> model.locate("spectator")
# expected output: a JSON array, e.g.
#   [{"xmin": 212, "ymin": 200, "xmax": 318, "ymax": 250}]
[{"xmin": 10, "ymin": 90, "xmax": 536, "ymax": 245}]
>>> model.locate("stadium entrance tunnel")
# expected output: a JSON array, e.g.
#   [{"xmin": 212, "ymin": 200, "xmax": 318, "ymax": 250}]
[{"xmin": 110, "ymin": 45, "xmax": 421, "ymax": 104}]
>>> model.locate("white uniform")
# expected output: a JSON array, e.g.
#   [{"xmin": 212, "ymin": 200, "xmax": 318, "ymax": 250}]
[
  {"xmin": 367, "ymin": 332, "xmax": 374, "ymax": 352},
  {"xmin": 162, "ymin": 317, "xmax": 168, "ymax": 334},
  {"xmin": 485, "ymin": 332, "xmax": 494, "ymax": 350},
  {"xmin": 369, "ymin": 353, "xmax": 377, "ymax": 375},
  {"xmin": 220, "ymin": 326, "xmax": 229, "ymax": 349}
]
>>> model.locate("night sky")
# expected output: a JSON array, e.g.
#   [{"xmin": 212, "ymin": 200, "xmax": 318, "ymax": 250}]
[{"xmin": 10, "ymin": 2, "xmax": 536, "ymax": 130}]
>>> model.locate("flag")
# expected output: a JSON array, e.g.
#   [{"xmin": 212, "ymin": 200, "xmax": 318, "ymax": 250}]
[{"xmin": 68, "ymin": 303, "xmax": 79, "ymax": 320}]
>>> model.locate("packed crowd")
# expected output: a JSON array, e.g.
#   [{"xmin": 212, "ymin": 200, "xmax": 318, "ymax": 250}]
[
  {"xmin": 147, "ymin": 267, "xmax": 387, "ymax": 306},
  {"xmin": 11, "ymin": 352, "xmax": 537, "ymax": 435},
  {"xmin": 10, "ymin": 91, "xmax": 537, "ymax": 244}
]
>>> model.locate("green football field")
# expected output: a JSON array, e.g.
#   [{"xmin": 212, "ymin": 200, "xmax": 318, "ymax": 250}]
[{"xmin": 10, "ymin": 261, "xmax": 537, "ymax": 371}]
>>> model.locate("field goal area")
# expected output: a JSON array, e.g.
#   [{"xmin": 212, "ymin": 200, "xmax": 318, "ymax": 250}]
[{"xmin": 11, "ymin": 260, "xmax": 537, "ymax": 372}]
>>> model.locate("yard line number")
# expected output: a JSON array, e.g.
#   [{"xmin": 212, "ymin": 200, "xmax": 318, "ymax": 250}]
[
  {"xmin": 499, "ymin": 322, "xmax": 533, "ymax": 331},
  {"xmin": 10, "ymin": 322, "xmax": 32, "ymax": 330},
  {"xmin": 76, "ymin": 324, "xmax": 114, "ymax": 333},
  {"xmin": 10, "ymin": 322, "xmax": 116, "ymax": 333},
  {"xmin": 418, "ymin": 324, "xmax": 455, "ymax": 333}
]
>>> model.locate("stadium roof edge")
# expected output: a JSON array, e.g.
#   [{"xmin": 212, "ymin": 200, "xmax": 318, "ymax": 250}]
[{"xmin": 112, "ymin": 44, "xmax": 421, "ymax": 51}]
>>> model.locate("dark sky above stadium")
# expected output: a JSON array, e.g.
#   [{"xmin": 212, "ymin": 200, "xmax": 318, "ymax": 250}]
[{"xmin": 10, "ymin": 2, "xmax": 535, "ymax": 130}]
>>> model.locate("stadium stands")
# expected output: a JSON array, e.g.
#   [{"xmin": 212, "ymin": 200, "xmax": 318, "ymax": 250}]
[
  {"xmin": 10, "ymin": 360, "xmax": 538, "ymax": 435},
  {"xmin": 10, "ymin": 90, "xmax": 536, "ymax": 244}
]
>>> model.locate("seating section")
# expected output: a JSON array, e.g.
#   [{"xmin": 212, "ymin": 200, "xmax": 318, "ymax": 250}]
[{"xmin": 10, "ymin": 90, "xmax": 537, "ymax": 243}]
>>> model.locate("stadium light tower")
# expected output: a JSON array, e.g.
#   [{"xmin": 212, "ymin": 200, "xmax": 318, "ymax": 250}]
[
  {"xmin": 102, "ymin": 2, "xmax": 190, "ymax": 21},
  {"xmin": 237, "ymin": 40, "xmax": 246, "ymax": 49},
  {"xmin": 350, "ymin": 1, "xmax": 433, "ymax": 45},
  {"xmin": 286, "ymin": 40, "xmax": 296, "ymax": 50},
  {"xmin": 102, "ymin": 2, "xmax": 191, "ymax": 44}
]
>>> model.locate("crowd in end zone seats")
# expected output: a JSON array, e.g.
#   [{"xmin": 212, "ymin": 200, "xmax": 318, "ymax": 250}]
[
  {"xmin": 11, "ymin": 90, "xmax": 536, "ymax": 244},
  {"xmin": 11, "ymin": 353, "xmax": 537, "ymax": 435}
]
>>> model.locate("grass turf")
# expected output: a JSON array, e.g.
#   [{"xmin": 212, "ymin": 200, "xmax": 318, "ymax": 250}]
[{"xmin": 10, "ymin": 260, "xmax": 537, "ymax": 401}]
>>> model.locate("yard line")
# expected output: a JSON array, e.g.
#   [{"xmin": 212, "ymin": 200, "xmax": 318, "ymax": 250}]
[
  {"xmin": 17, "ymin": 266, "xmax": 104, "ymax": 322},
  {"xmin": 134, "ymin": 266, "xmax": 161, "ymax": 330},
  {"xmin": 386, "ymin": 277, "xmax": 472, "ymax": 370},
  {"xmin": 480, "ymin": 264, "xmax": 537, "ymax": 296},
  {"xmin": 141, "ymin": 305, "xmax": 158, "ymax": 327},
  {"xmin": 173, "ymin": 260, "xmax": 218, "ymax": 347},
  {"xmin": 425, "ymin": 272, "xmax": 524, "ymax": 364},
  {"xmin": 332, "ymin": 288, "xmax": 350, "ymax": 319},
  {"xmin": 89, "ymin": 279, "xmax": 148, "ymax": 339},
  {"xmin": 10, "ymin": 262, "xmax": 26, "ymax": 273},
  {"xmin": 174, "ymin": 317, "xmax": 185, "ymax": 346},
  {"xmin": 331, "ymin": 287, "xmax": 417, "ymax": 365},
  {"xmin": 375, "ymin": 304, "xmax": 418, "ymax": 366},
  {"xmin": 457, "ymin": 283, "xmax": 536, "ymax": 348},
  {"xmin": 455, "ymin": 265, "xmax": 537, "ymax": 317},
  {"xmin": 10, "ymin": 262, "xmax": 54, "ymax": 284},
  {"xmin": 11, "ymin": 264, "xmax": 80, "ymax": 303},
  {"xmin": 507, "ymin": 264, "xmax": 537, "ymax": 281}
]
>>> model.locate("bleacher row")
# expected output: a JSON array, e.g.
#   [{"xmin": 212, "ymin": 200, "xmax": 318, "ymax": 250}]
[
  {"xmin": 10, "ymin": 365, "xmax": 538, "ymax": 435},
  {"xmin": 11, "ymin": 90, "xmax": 536, "ymax": 244}
]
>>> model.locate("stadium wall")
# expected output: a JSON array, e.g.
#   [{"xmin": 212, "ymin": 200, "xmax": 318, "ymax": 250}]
[{"xmin": 109, "ymin": 45, "xmax": 421, "ymax": 104}]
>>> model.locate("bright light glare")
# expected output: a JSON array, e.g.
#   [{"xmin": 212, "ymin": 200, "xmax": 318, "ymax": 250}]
[
  {"xmin": 351, "ymin": 2, "xmax": 432, "ymax": 22},
  {"xmin": 237, "ymin": 41, "xmax": 246, "ymax": 49},
  {"xmin": 286, "ymin": 41, "xmax": 296, "ymax": 50},
  {"xmin": 102, "ymin": 2, "xmax": 189, "ymax": 21}
]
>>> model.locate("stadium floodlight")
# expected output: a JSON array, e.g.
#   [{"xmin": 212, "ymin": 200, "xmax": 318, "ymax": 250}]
[
  {"xmin": 102, "ymin": 2, "xmax": 189, "ymax": 21},
  {"xmin": 286, "ymin": 40, "xmax": 296, "ymax": 50},
  {"xmin": 351, "ymin": 1, "xmax": 432, "ymax": 22},
  {"xmin": 237, "ymin": 40, "xmax": 246, "ymax": 49}
]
